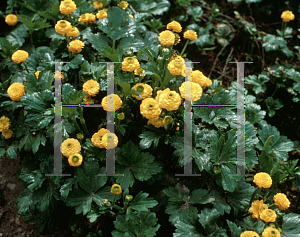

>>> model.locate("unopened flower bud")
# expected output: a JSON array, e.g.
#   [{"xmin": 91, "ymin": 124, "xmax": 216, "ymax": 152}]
[
  {"xmin": 157, "ymin": 56, "xmax": 163, "ymax": 62},
  {"xmin": 214, "ymin": 167, "xmax": 221, "ymax": 174},
  {"xmin": 162, "ymin": 48, "xmax": 169, "ymax": 55},
  {"xmin": 164, "ymin": 116, "xmax": 173, "ymax": 124},
  {"xmin": 103, "ymin": 199, "xmax": 111, "ymax": 207},
  {"xmin": 125, "ymin": 195, "xmax": 133, "ymax": 202},
  {"xmin": 117, "ymin": 113, "xmax": 125, "ymax": 120},
  {"xmin": 77, "ymin": 133, "xmax": 84, "ymax": 140}
]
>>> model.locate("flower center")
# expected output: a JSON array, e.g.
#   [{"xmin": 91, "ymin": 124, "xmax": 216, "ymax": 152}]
[
  {"xmin": 137, "ymin": 85, "xmax": 144, "ymax": 92},
  {"xmin": 72, "ymin": 156, "xmax": 79, "ymax": 162},
  {"xmin": 168, "ymin": 93, "xmax": 173, "ymax": 99},
  {"xmin": 126, "ymin": 57, "xmax": 133, "ymax": 64},
  {"xmin": 68, "ymin": 143, "xmax": 72, "ymax": 147},
  {"xmin": 148, "ymin": 104, "xmax": 154, "ymax": 110},
  {"xmin": 270, "ymin": 231, "xmax": 276, "ymax": 235}
]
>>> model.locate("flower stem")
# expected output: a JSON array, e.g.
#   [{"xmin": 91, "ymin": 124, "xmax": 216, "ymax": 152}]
[
  {"xmin": 131, "ymin": 72, "xmax": 136, "ymax": 85},
  {"xmin": 79, "ymin": 107, "xmax": 90, "ymax": 137},
  {"xmin": 112, "ymin": 39, "xmax": 115, "ymax": 50},
  {"xmin": 73, "ymin": 116, "xmax": 82, "ymax": 133},
  {"xmin": 111, "ymin": 194, "xmax": 123, "ymax": 211},
  {"xmin": 180, "ymin": 39, "xmax": 190, "ymax": 56},
  {"xmin": 256, "ymin": 188, "xmax": 262, "ymax": 199},
  {"xmin": 68, "ymin": 14, "xmax": 74, "ymax": 26},
  {"xmin": 282, "ymin": 22, "xmax": 287, "ymax": 38},
  {"xmin": 22, "ymin": 62, "xmax": 30, "ymax": 74}
]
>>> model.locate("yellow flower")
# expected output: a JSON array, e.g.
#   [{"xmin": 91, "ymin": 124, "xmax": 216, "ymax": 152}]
[
  {"xmin": 253, "ymin": 172, "xmax": 272, "ymax": 188},
  {"xmin": 11, "ymin": 50, "xmax": 29, "ymax": 64},
  {"xmin": 101, "ymin": 133, "xmax": 118, "ymax": 149},
  {"xmin": 54, "ymin": 71, "xmax": 65, "ymax": 81},
  {"xmin": 262, "ymin": 227, "xmax": 280, "ymax": 237},
  {"xmin": 66, "ymin": 26, "xmax": 79, "ymax": 37},
  {"xmin": 134, "ymin": 68, "xmax": 145, "ymax": 76},
  {"xmin": 78, "ymin": 13, "xmax": 96, "ymax": 24},
  {"xmin": 91, "ymin": 128, "xmax": 109, "ymax": 148},
  {"xmin": 155, "ymin": 88, "xmax": 182, "ymax": 111},
  {"xmin": 168, "ymin": 56, "xmax": 185, "ymax": 75},
  {"xmin": 111, "ymin": 184, "xmax": 122, "ymax": 195},
  {"xmin": 5, "ymin": 14, "xmax": 18, "ymax": 26},
  {"xmin": 93, "ymin": 1, "xmax": 103, "ymax": 9},
  {"xmin": 82, "ymin": 79, "xmax": 100, "ymax": 97},
  {"xmin": 183, "ymin": 30, "xmax": 198, "ymax": 41},
  {"xmin": 147, "ymin": 118, "xmax": 165, "ymax": 128},
  {"xmin": 101, "ymin": 94, "xmax": 123, "ymax": 111},
  {"xmin": 281, "ymin": 10, "xmax": 295, "ymax": 22},
  {"xmin": 35, "ymin": 71, "xmax": 40, "ymax": 79},
  {"xmin": 0, "ymin": 116, "xmax": 11, "ymax": 132},
  {"xmin": 140, "ymin": 98, "xmax": 162, "ymax": 120},
  {"xmin": 96, "ymin": 9, "xmax": 108, "ymax": 19},
  {"xmin": 1, "ymin": 129, "xmax": 13, "ymax": 139},
  {"xmin": 68, "ymin": 153, "xmax": 83, "ymax": 167},
  {"xmin": 158, "ymin": 30, "xmax": 175, "ymax": 46},
  {"xmin": 260, "ymin": 209, "xmax": 277, "ymax": 223},
  {"xmin": 59, "ymin": 0, "xmax": 77, "ymax": 15},
  {"xmin": 68, "ymin": 39, "xmax": 84, "ymax": 54},
  {"xmin": 179, "ymin": 81, "xmax": 203, "ymax": 102},
  {"xmin": 167, "ymin": 21, "xmax": 182, "ymax": 33},
  {"xmin": 129, "ymin": 14, "xmax": 134, "ymax": 19},
  {"xmin": 83, "ymin": 94, "xmax": 95, "ymax": 104},
  {"xmin": 273, "ymin": 193, "xmax": 290, "ymax": 211},
  {"xmin": 174, "ymin": 33, "xmax": 180, "ymax": 45},
  {"xmin": 131, "ymin": 83, "xmax": 153, "ymax": 100},
  {"xmin": 191, "ymin": 70, "xmax": 212, "ymax": 87},
  {"xmin": 240, "ymin": 231, "xmax": 259, "ymax": 237},
  {"xmin": 121, "ymin": 57, "xmax": 140, "ymax": 72},
  {"xmin": 117, "ymin": 113, "xmax": 125, "ymax": 120},
  {"xmin": 60, "ymin": 138, "xmax": 81, "ymax": 157},
  {"xmin": 118, "ymin": 1, "xmax": 129, "ymax": 10},
  {"xmin": 55, "ymin": 20, "xmax": 71, "ymax": 35},
  {"xmin": 7, "ymin": 82, "xmax": 25, "ymax": 101},
  {"xmin": 248, "ymin": 200, "xmax": 268, "ymax": 220}
]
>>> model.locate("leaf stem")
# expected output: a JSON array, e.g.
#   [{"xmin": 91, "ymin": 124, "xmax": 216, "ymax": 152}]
[
  {"xmin": 112, "ymin": 40, "xmax": 115, "ymax": 50},
  {"xmin": 22, "ymin": 62, "xmax": 30, "ymax": 74},
  {"xmin": 282, "ymin": 22, "xmax": 287, "ymax": 38},
  {"xmin": 180, "ymin": 39, "xmax": 190, "ymax": 56},
  {"xmin": 72, "ymin": 116, "xmax": 82, "ymax": 133}
]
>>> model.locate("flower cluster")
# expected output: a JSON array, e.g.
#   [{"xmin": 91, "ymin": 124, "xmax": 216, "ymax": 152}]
[
  {"xmin": 59, "ymin": 0, "xmax": 76, "ymax": 15},
  {"xmin": 118, "ymin": 1, "xmax": 129, "ymax": 10},
  {"xmin": 78, "ymin": 13, "xmax": 96, "ymax": 24},
  {"xmin": 179, "ymin": 81, "xmax": 203, "ymax": 102},
  {"xmin": 11, "ymin": 50, "xmax": 29, "ymax": 64},
  {"xmin": 0, "ymin": 116, "xmax": 13, "ymax": 139},
  {"xmin": 55, "ymin": 20, "xmax": 72, "ymax": 35},
  {"xmin": 69, "ymin": 39, "xmax": 85, "ymax": 54},
  {"xmin": 60, "ymin": 138, "xmax": 83, "ymax": 166},
  {"xmin": 91, "ymin": 128, "xmax": 118, "ymax": 149},
  {"xmin": 121, "ymin": 57, "xmax": 140, "ymax": 72},
  {"xmin": 131, "ymin": 83, "xmax": 153, "ymax": 100},
  {"xmin": 96, "ymin": 9, "xmax": 108, "ymax": 19},
  {"xmin": 155, "ymin": 88, "xmax": 182, "ymax": 111},
  {"xmin": 82, "ymin": 79, "xmax": 100, "ymax": 97},
  {"xmin": 93, "ymin": 1, "xmax": 103, "ymax": 9},
  {"xmin": 101, "ymin": 94, "xmax": 123, "ymax": 111}
]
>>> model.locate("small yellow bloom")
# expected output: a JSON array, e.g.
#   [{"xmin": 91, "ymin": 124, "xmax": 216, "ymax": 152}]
[
  {"xmin": 101, "ymin": 133, "xmax": 118, "ymax": 149},
  {"xmin": 61, "ymin": 138, "xmax": 81, "ymax": 157},
  {"xmin": 281, "ymin": 10, "xmax": 295, "ymax": 22},
  {"xmin": 55, "ymin": 20, "xmax": 71, "ymax": 35},
  {"xmin": 140, "ymin": 98, "xmax": 162, "ymax": 120},
  {"xmin": 68, "ymin": 39, "xmax": 84, "ymax": 54},
  {"xmin": 253, "ymin": 172, "xmax": 272, "ymax": 189},
  {"xmin": 262, "ymin": 227, "xmax": 280, "ymax": 237},
  {"xmin": 68, "ymin": 153, "xmax": 83, "ymax": 167},
  {"xmin": 147, "ymin": 118, "xmax": 165, "ymax": 128},
  {"xmin": 101, "ymin": 94, "xmax": 123, "ymax": 111},
  {"xmin": 167, "ymin": 21, "xmax": 182, "ymax": 33},
  {"xmin": 96, "ymin": 9, "xmax": 108, "ymax": 19},
  {"xmin": 59, "ymin": 0, "xmax": 77, "ymax": 15},
  {"xmin": 134, "ymin": 68, "xmax": 145, "ymax": 76},
  {"xmin": 93, "ymin": 1, "xmax": 103, "ymax": 9},
  {"xmin": 54, "ymin": 71, "xmax": 65, "ymax": 81},
  {"xmin": 78, "ymin": 13, "xmax": 96, "ymax": 24},
  {"xmin": 66, "ymin": 26, "xmax": 79, "ymax": 37},
  {"xmin": 1, "ymin": 129, "xmax": 13, "ymax": 139},
  {"xmin": 191, "ymin": 70, "xmax": 212, "ymax": 87},
  {"xmin": 5, "ymin": 14, "xmax": 18, "ymax": 26},
  {"xmin": 11, "ymin": 50, "xmax": 29, "ymax": 64},
  {"xmin": 7, "ymin": 82, "xmax": 25, "ymax": 101},
  {"xmin": 158, "ymin": 30, "xmax": 175, "ymax": 47},
  {"xmin": 82, "ymin": 79, "xmax": 100, "ymax": 97},
  {"xmin": 131, "ymin": 83, "xmax": 153, "ymax": 100},
  {"xmin": 183, "ymin": 30, "xmax": 198, "ymax": 41},
  {"xmin": 273, "ymin": 193, "xmax": 290, "ymax": 211},
  {"xmin": 118, "ymin": 1, "xmax": 129, "ymax": 10},
  {"xmin": 35, "ymin": 71, "xmax": 40, "ymax": 79},
  {"xmin": 111, "ymin": 184, "xmax": 122, "ymax": 194},
  {"xmin": 129, "ymin": 14, "xmax": 134, "ymax": 19},
  {"xmin": 91, "ymin": 128, "xmax": 109, "ymax": 148},
  {"xmin": 155, "ymin": 88, "xmax": 182, "ymax": 111},
  {"xmin": 240, "ymin": 231, "xmax": 259, "ymax": 237},
  {"xmin": 248, "ymin": 200, "xmax": 268, "ymax": 220},
  {"xmin": 83, "ymin": 94, "xmax": 95, "ymax": 104},
  {"xmin": 117, "ymin": 113, "xmax": 125, "ymax": 120},
  {"xmin": 179, "ymin": 81, "xmax": 203, "ymax": 102},
  {"xmin": 168, "ymin": 56, "xmax": 185, "ymax": 75},
  {"xmin": 0, "ymin": 116, "xmax": 11, "ymax": 132},
  {"xmin": 121, "ymin": 57, "xmax": 140, "ymax": 72},
  {"xmin": 260, "ymin": 209, "xmax": 277, "ymax": 223}
]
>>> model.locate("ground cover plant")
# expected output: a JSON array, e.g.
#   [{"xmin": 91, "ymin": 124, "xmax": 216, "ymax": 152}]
[{"xmin": 0, "ymin": 0, "xmax": 300, "ymax": 236}]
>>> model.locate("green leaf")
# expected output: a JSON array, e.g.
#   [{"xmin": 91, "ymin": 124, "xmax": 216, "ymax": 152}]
[
  {"xmin": 138, "ymin": 131, "xmax": 163, "ymax": 150},
  {"xmin": 259, "ymin": 135, "xmax": 275, "ymax": 173},
  {"xmin": 18, "ymin": 14, "xmax": 51, "ymax": 33},
  {"xmin": 38, "ymin": 0, "xmax": 59, "ymax": 21},
  {"xmin": 195, "ymin": 27, "xmax": 214, "ymax": 48},
  {"xmin": 5, "ymin": 23, "xmax": 29, "ymax": 47},
  {"xmin": 209, "ymin": 190, "xmax": 231, "ymax": 215},
  {"xmin": 135, "ymin": 0, "xmax": 170, "ymax": 15},
  {"xmin": 97, "ymin": 7, "xmax": 132, "ymax": 41},
  {"xmin": 197, "ymin": 208, "xmax": 221, "ymax": 233},
  {"xmin": 16, "ymin": 188, "xmax": 34, "ymax": 214},
  {"xmin": 187, "ymin": 5, "xmax": 203, "ymax": 22},
  {"xmin": 19, "ymin": 170, "xmax": 46, "ymax": 191},
  {"xmin": 25, "ymin": 71, "xmax": 54, "ymax": 94},
  {"xmin": 115, "ymin": 141, "xmax": 162, "ymax": 189},
  {"xmin": 32, "ymin": 133, "xmax": 47, "ymax": 154},
  {"xmin": 60, "ymin": 178, "xmax": 77, "ymax": 199},
  {"xmin": 238, "ymin": 215, "xmax": 265, "ymax": 234},
  {"xmin": 256, "ymin": 124, "xmax": 294, "ymax": 162},
  {"xmin": 118, "ymin": 35, "xmax": 144, "ymax": 54},
  {"xmin": 62, "ymin": 54, "xmax": 85, "ymax": 70},
  {"xmin": 245, "ymin": 103, "xmax": 266, "ymax": 124},
  {"xmin": 282, "ymin": 213, "xmax": 300, "ymax": 237},
  {"xmin": 20, "ymin": 90, "xmax": 54, "ymax": 129},
  {"xmin": 83, "ymin": 32, "xmax": 109, "ymax": 53},
  {"xmin": 45, "ymin": 28, "xmax": 65, "ymax": 40},
  {"xmin": 226, "ymin": 220, "xmax": 242, "ymax": 237},
  {"xmin": 173, "ymin": 214, "xmax": 203, "ymax": 237},
  {"xmin": 127, "ymin": 191, "xmax": 158, "ymax": 212},
  {"xmin": 244, "ymin": 73, "xmax": 269, "ymax": 94},
  {"xmin": 226, "ymin": 179, "xmax": 256, "ymax": 216},
  {"xmin": 112, "ymin": 211, "xmax": 160, "ymax": 237},
  {"xmin": 5, "ymin": 140, "xmax": 19, "ymax": 159},
  {"xmin": 265, "ymin": 97, "xmax": 284, "ymax": 117}
]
